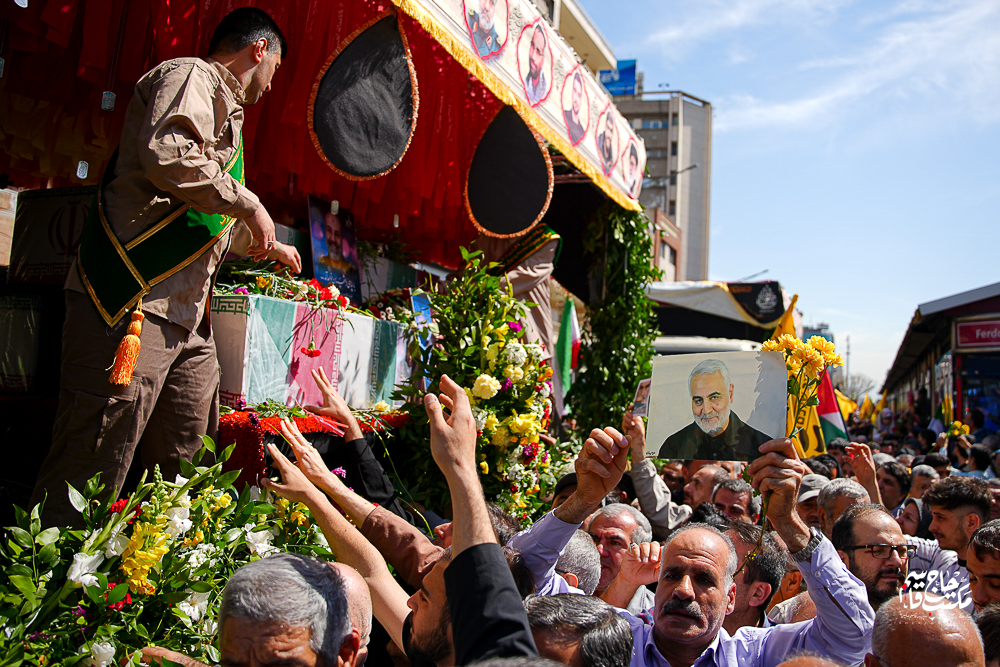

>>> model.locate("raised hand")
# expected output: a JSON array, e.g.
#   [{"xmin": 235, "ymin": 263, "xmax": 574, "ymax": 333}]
[
  {"xmin": 618, "ymin": 541, "xmax": 661, "ymax": 586},
  {"xmin": 623, "ymin": 407, "xmax": 646, "ymax": 464},
  {"xmin": 424, "ymin": 374, "xmax": 478, "ymax": 477},
  {"xmin": 261, "ymin": 435, "xmax": 324, "ymax": 507},
  {"xmin": 745, "ymin": 438, "xmax": 809, "ymax": 549},
  {"xmin": 305, "ymin": 367, "xmax": 362, "ymax": 441},
  {"xmin": 575, "ymin": 426, "xmax": 630, "ymax": 504}
]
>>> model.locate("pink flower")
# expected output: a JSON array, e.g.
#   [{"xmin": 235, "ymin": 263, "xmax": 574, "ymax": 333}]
[
  {"xmin": 331, "ymin": 467, "xmax": 347, "ymax": 479},
  {"xmin": 234, "ymin": 287, "xmax": 249, "ymax": 295}
]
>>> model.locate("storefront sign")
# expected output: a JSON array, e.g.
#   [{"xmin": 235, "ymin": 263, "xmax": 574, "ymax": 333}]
[{"xmin": 954, "ymin": 318, "xmax": 1000, "ymax": 352}]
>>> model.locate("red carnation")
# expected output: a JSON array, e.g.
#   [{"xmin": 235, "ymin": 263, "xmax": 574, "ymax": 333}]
[{"xmin": 109, "ymin": 499, "xmax": 128, "ymax": 514}]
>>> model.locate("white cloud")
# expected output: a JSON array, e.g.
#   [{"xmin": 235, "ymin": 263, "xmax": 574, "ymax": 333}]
[{"xmin": 714, "ymin": 0, "xmax": 1000, "ymax": 131}]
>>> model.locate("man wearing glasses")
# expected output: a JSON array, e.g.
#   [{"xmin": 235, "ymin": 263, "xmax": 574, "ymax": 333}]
[{"xmin": 831, "ymin": 504, "xmax": 914, "ymax": 610}]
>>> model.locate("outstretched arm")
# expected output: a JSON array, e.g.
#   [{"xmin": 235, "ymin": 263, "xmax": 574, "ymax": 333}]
[
  {"xmin": 263, "ymin": 421, "xmax": 410, "ymax": 650},
  {"xmin": 626, "ymin": 409, "xmax": 691, "ymax": 539}
]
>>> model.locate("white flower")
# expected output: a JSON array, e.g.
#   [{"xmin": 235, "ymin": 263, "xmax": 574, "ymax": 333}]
[
  {"xmin": 164, "ymin": 506, "xmax": 193, "ymax": 538},
  {"xmin": 525, "ymin": 343, "xmax": 543, "ymax": 362},
  {"xmin": 67, "ymin": 552, "xmax": 104, "ymax": 588},
  {"xmin": 312, "ymin": 525, "xmax": 330, "ymax": 547},
  {"xmin": 502, "ymin": 342, "xmax": 527, "ymax": 366},
  {"xmin": 245, "ymin": 526, "xmax": 278, "ymax": 556},
  {"xmin": 80, "ymin": 641, "xmax": 115, "ymax": 667},
  {"xmin": 202, "ymin": 618, "xmax": 219, "ymax": 636},
  {"xmin": 178, "ymin": 590, "xmax": 211, "ymax": 622},
  {"xmin": 472, "ymin": 408, "xmax": 487, "ymax": 430},
  {"xmin": 248, "ymin": 486, "xmax": 262, "ymax": 502},
  {"xmin": 102, "ymin": 534, "xmax": 129, "ymax": 559},
  {"xmin": 187, "ymin": 543, "xmax": 218, "ymax": 569},
  {"xmin": 539, "ymin": 382, "xmax": 551, "ymax": 399}
]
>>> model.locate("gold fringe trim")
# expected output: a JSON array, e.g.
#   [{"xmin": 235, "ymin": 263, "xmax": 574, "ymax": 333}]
[
  {"xmin": 391, "ymin": 0, "xmax": 640, "ymax": 212},
  {"xmin": 308, "ymin": 9, "xmax": 420, "ymax": 182},
  {"xmin": 464, "ymin": 108, "xmax": 554, "ymax": 239},
  {"xmin": 716, "ymin": 282, "xmax": 788, "ymax": 329}
]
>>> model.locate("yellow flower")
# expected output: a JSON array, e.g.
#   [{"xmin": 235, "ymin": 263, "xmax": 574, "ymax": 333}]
[
  {"xmin": 290, "ymin": 510, "xmax": 308, "ymax": 527},
  {"xmin": 486, "ymin": 343, "xmax": 503, "ymax": 365},
  {"xmin": 472, "ymin": 374, "xmax": 501, "ymax": 400},
  {"xmin": 482, "ymin": 335, "xmax": 491, "ymax": 348},
  {"xmin": 824, "ymin": 353, "xmax": 844, "ymax": 368},
  {"xmin": 807, "ymin": 336, "xmax": 835, "ymax": 355},
  {"xmin": 779, "ymin": 334, "xmax": 801, "ymax": 352},
  {"xmin": 761, "ymin": 339, "xmax": 782, "ymax": 351},
  {"xmin": 480, "ymin": 461, "xmax": 490, "ymax": 475},
  {"xmin": 496, "ymin": 324, "xmax": 509, "ymax": 337},
  {"xmin": 256, "ymin": 276, "xmax": 272, "ymax": 290},
  {"xmin": 509, "ymin": 412, "xmax": 535, "ymax": 435},
  {"xmin": 121, "ymin": 521, "xmax": 169, "ymax": 595},
  {"xmin": 963, "ymin": 424, "xmax": 971, "ymax": 435},
  {"xmin": 505, "ymin": 365, "xmax": 524, "ymax": 382},
  {"xmin": 484, "ymin": 413, "xmax": 499, "ymax": 431},
  {"xmin": 373, "ymin": 400, "xmax": 391, "ymax": 413}
]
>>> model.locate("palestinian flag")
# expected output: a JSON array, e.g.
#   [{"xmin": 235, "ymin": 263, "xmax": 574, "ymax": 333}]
[{"xmin": 817, "ymin": 370, "xmax": 849, "ymax": 443}]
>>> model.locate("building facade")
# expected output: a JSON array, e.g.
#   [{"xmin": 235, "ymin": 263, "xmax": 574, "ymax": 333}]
[{"xmin": 615, "ymin": 91, "xmax": 713, "ymax": 281}]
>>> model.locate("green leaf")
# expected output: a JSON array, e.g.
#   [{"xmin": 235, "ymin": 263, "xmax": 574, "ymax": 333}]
[
  {"xmin": 7, "ymin": 575, "xmax": 35, "ymax": 597},
  {"xmin": 8, "ymin": 527, "xmax": 32, "ymax": 550},
  {"xmin": 251, "ymin": 503, "xmax": 276, "ymax": 515},
  {"xmin": 188, "ymin": 580, "xmax": 213, "ymax": 593},
  {"xmin": 35, "ymin": 527, "xmax": 60, "ymax": 546},
  {"xmin": 223, "ymin": 527, "xmax": 243, "ymax": 543},
  {"xmin": 219, "ymin": 443, "xmax": 236, "ymax": 464},
  {"xmin": 83, "ymin": 473, "xmax": 104, "ymax": 500},
  {"xmin": 66, "ymin": 484, "xmax": 88, "ymax": 514},
  {"xmin": 0, "ymin": 643, "xmax": 24, "ymax": 667},
  {"xmin": 200, "ymin": 435, "xmax": 216, "ymax": 453},
  {"xmin": 37, "ymin": 543, "xmax": 58, "ymax": 567},
  {"xmin": 192, "ymin": 447, "xmax": 206, "ymax": 466},
  {"xmin": 134, "ymin": 622, "xmax": 149, "ymax": 639},
  {"xmin": 178, "ymin": 457, "xmax": 196, "ymax": 479},
  {"xmin": 158, "ymin": 591, "xmax": 190, "ymax": 604},
  {"xmin": 216, "ymin": 470, "xmax": 240, "ymax": 488},
  {"xmin": 106, "ymin": 582, "xmax": 128, "ymax": 604}
]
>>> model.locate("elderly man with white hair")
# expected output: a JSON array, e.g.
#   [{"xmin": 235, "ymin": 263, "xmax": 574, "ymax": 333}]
[
  {"xmin": 141, "ymin": 553, "xmax": 362, "ymax": 667},
  {"xmin": 657, "ymin": 357, "xmax": 773, "ymax": 460}
]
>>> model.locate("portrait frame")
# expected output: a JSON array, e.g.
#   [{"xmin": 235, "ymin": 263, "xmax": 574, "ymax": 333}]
[
  {"xmin": 594, "ymin": 103, "xmax": 619, "ymax": 176},
  {"xmin": 621, "ymin": 138, "xmax": 643, "ymax": 200},
  {"xmin": 463, "ymin": 0, "xmax": 509, "ymax": 61},
  {"xmin": 307, "ymin": 194, "xmax": 362, "ymax": 304},
  {"xmin": 516, "ymin": 18, "xmax": 553, "ymax": 108},
  {"xmin": 632, "ymin": 378, "xmax": 652, "ymax": 418},
  {"xmin": 644, "ymin": 350, "xmax": 786, "ymax": 462},
  {"xmin": 561, "ymin": 63, "xmax": 591, "ymax": 146}
]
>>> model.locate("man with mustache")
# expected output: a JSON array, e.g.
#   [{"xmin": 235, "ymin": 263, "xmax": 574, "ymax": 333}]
[
  {"xmin": 831, "ymin": 504, "xmax": 912, "ymax": 611},
  {"xmin": 564, "ymin": 71, "xmax": 587, "ymax": 143},
  {"xmin": 512, "ymin": 433, "xmax": 874, "ymax": 666},
  {"xmin": 658, "ymin": 358, "xmax": 773, "ymax": 461}
]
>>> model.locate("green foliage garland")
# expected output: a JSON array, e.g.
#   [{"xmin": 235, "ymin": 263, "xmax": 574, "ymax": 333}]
[{"xmin": 567, "ymin": 202, "xmax": 662, "ymax": 433}]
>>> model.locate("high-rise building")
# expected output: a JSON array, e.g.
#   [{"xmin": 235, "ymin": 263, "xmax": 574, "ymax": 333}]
[{"xmin": 615, "ymin": 91, "xmax": 713, "ymax": 281}]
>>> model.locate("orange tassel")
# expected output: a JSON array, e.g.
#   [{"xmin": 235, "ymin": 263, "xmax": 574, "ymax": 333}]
[{"xmin": 109, "ymin": 309, "xmax": 144, "ymax": 385}]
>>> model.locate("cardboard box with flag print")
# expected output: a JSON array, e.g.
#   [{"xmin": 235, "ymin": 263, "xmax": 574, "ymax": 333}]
[{"xmin": 210, "ymin": 293, "xmax": 411, "ymax": 409}]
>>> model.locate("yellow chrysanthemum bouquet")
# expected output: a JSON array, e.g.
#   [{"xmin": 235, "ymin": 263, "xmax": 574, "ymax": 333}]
[
  {"xmin": 761, "ymin": 334, "xmax": 845, "ymax": 441},
  {"xmin": 0, "ymin": 439, "xmax": 327, "ymax": 666}
]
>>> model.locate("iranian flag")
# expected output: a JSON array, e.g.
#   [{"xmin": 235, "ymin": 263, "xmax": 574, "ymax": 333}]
[
  {"xmin": 817, "ymin": 370, "xmax": 848, "ymax": 443},
  {"xmin": 554, "ymin": 298, "xmax": 581, "ymax": 403}
]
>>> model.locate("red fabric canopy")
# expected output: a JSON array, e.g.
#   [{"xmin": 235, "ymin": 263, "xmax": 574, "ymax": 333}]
[{"xmin": 0, "ymin": 0, "xmax": 512, "ymax": 267}]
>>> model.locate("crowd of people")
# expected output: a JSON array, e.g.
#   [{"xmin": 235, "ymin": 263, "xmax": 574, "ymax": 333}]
[{"xmin": 133, "ymin": 381, "xmax": 1000, "ymax": 667}]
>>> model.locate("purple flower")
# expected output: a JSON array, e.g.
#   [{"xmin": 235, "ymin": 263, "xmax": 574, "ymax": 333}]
[
  {"xmin": 71, "ymin": 605, "xmax": 88, "ymax": 619},
  {"xmin": 331, "ymin": 467, "xmax": 347, "ymax": 479},
  {"xmin": 501, "ymin": 378, "xmax": 514, "ymax": 392},
  {"xmin": 507, "ymin": 322, "xmax": 523, "ymax": 334},
  {"xmin": 236, "ymin": 397, "xmax": 247, "ymax": 411},
  {"xmin": 27, "ymin": 632, "xmax": 49, "ymax": 642},
  {"xmin": 234, "ymin": 286, "xmax": 249, "ymax": 295},
  {"xmin": 248, "ymin": 411, "xmax": 260, "ymax": 427}
]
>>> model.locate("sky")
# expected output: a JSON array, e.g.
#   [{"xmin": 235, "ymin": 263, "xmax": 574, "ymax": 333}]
[{"xmin": 578, "ymin": 0, "xmax": 1000, "ymax": 392}]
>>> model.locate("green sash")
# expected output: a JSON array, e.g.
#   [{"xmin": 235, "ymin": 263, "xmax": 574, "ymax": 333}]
[
  {"xmin": 489, "ymin": 224, "xmax": 562, "ymax": 276},
  {"xmin": 78, "ymin": 136, "xmax": 245, "ymax": 326}
]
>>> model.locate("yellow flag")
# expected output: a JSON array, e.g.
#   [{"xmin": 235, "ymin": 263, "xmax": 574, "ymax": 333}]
[
  {"xmin": 943, "ymin": 393, "xmax": 953, "ymax": 425},
  {"xmin": 835, "ymin": 389, "xmax": 858, "ymax": 421},
  {"xmin": 859, "ymin": 394, "xmax": 874, "ymax": 420},
  {"xmin": 788, "ymin": 393, "xmax": 825, "ymax": 458},
  {"xmin": 873, "ymin": 394, "xmax": 886, "ymax": 419},
  {"xmin": 771, "ymin": 294, "xmax": 798, "ymax": 340}
]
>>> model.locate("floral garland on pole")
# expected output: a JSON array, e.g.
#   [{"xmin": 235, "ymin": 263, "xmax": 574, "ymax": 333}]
[
  {"xmin": 567, "ymin": 201, "xmax": 661, "ymax": 435},
  {"xmin": 392, "ymin": 249, "xmax": 574, "ymax": 522}
]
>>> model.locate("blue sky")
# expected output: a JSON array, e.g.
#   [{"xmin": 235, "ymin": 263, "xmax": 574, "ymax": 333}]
[{"xmin": 579, "ymin": 0, "xmax": 1000, "ymax": 393}]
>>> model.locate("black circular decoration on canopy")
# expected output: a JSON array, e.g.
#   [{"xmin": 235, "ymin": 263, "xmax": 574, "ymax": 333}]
[
  {"xmin": 465, "ymin": 106, "xmax": 553, "ymax": 238},
  {"xmin": 310, "ymin": 13, "xmax": 418, "ymax": 180}
]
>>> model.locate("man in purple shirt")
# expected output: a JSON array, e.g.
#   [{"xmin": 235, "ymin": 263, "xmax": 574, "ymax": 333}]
[{"xmin": 512, "ymin": 430, "xmax": 875, "ymax": 667}]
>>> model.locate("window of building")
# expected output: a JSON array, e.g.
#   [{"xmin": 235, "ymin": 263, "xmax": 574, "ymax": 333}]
[
  {"xmin": 669, "ymin": 173, "xmax": 676, "ymax": 186},
  {"xmin": 647, "ymin": 149, "xmax": 668, "ymax": 159},
  {"xmin": 668, "ymin": 200, "xmax": 676, "ymax": 216},
  {"xmin": 671, "ymin": 141, "xmax": 678, "ymax": 156},
  {"xmin": 669, "ymin": 247, "xmax": 677, "ymax": 266},
  {"xmin": 642, "ymin": 119, "xmax": 668, "ymax": 129},
  {"xmin": 660, "ymin": 242, "xmax": 667, "ymax": 259},
  {"xmin": 672, "ymin": 113, "xmax": 679, "ymax": 126}
]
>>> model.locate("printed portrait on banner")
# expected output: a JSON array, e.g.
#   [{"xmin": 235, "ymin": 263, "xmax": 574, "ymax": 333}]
[
  {"xmin": 645, "ymin": 351, "xmax": 786, "ymax": 462},
  {"xmin": 464, "ymin": 0, "xmax": 508, "ymax": 60},
  {"xmin": 622, "ymin": 139, "xmax": 643, "ymax": 199},
  {"xmin": 595, "ymin": 104, "xmax": 618, "ymax": 176},
  {"xmin": 307, "ymin": 195, "xmax": 361, "ymax": 304},
  {"xmin": 561, "ymin": 65, "xmax": 590, "ymax": 145},
  {"xmin": 517, "ymin": 20, "xmax": 552, "ymax": 106}
]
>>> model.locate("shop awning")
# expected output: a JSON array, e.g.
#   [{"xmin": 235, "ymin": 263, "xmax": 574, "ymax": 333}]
[{"xmin": 0, "ymin": 0, "xmax": 644, "ymax": 268}]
